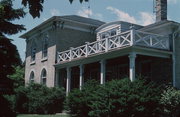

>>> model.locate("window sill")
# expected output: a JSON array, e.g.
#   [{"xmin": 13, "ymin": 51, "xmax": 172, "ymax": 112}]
[
  {"xmin": 41, "ymin": 57, "xmax": 48, "ymax": 62},
  {"xmin": 30, "ymin": 61, "xmax": 36, "ymax": 65}
]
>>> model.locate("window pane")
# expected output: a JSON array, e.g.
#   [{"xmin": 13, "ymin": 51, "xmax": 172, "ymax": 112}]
[{"xmin": 41, "ymin": 69, "xmax": 47, "ymax": 85}]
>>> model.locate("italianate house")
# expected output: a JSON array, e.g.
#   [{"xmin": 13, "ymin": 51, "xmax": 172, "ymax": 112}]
[{"xmin": 21, "ymin": 0, "xmax": 180, "ymax": 95}]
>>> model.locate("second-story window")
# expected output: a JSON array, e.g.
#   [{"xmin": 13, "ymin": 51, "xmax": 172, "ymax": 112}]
[
  {"xmin": 31, "ymin": 43, "xmax": 36, "ymax": 62},
  {"xmin": 42, "ymin": 34, "xmax": 48, "ymax": 58},
  {"xmin": 110, "ymin": 29, "xmax": 117, "ymax": 36}
]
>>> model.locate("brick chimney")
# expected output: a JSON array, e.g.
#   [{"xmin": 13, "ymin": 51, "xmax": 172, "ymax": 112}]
[{"xmin": 155, "ymin": 0, "xmax": 167, "ymax": 22}]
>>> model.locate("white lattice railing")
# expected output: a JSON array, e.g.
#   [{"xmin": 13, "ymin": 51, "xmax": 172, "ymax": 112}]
[{"xmin": 57, "ymin": 29, "xmax": 169, "ymax": 63}]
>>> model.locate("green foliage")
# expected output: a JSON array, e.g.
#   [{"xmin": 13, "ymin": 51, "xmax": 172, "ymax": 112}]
[
  {"xmin": 69, "ymin": 0, "xmax": 89, "ymax": 4},
  {"xmin": 0, "ymin": 0, "xmax": 26, "ymax": 35},
  {"xmin": 0, "ymin": 0, "xmax": 25, "ymax": 82},
  {"xmin": 89, "ymin": 79, "xmax": 162, "ymax": 117},
  {"xmin": 16, "ymin": 83, "xmax": 65, "ymax": 114},
  {"xmin": 65, "ymin": 80, "xmax": 99, "ymax": 117},
  {"xmin": 21, "ymin": 0, "xmax": 89, "ymax": 18},
  {"xmin": 66, "ymin": 78, "xmax": 163, "ymax": 117},
  {"xmin": 0, "ymin": 37, "xmax": 21, "ymax": 78},
  {"xmin": 9, "ymin": 66, "xmax": 25, "ymax": 89},
  {"xmin": 160, "ymin": 87, "xmax": 180, "ymax": 117},
  {"xmin": 21, "ymin": 0, "xmax": 44, "ymax": 18}
]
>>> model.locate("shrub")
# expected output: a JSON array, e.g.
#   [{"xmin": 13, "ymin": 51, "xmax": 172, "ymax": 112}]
[
  {"xmin": 88, "ymin": 78, "xmax": 163, "ymax": 117},
  {"xmin": 16, "ymin": 83, "xmax": 65, "ymax": 114},
  {"xmin": 160, "ymin": 87, "xmax": 180, "ymax": 117},
  {"xmin": 65, "ymin": 80, "xmax": 100, "ymax": 117},
  {"xmin": 66, "ymin": 78, "xmax": 163, "ymax": 117},
  {"xmin": 15, "ymin": 86, "xmax": 29, "ymax": 113}
]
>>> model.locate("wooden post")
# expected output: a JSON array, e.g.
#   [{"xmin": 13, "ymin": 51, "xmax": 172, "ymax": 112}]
[
  {"xmin": 105, "ymin": 38, "xmax": 109, "ymax": 52},
  {"xmin": 130, "ymin": 25, "xmax": 135, "ymax": 46},
  {"xmin": 85, "ymin": 42, "xmax": 89, "ymax": 57}
]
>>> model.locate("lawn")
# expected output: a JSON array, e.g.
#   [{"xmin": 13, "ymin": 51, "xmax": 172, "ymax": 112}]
[{"xmin": 17, "ymin": 114, "xmax": 70, "ymax": 117}]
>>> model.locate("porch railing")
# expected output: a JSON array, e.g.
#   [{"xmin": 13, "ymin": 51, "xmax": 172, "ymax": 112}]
[{"xmin": 57, "ymin": 29, "xmax": 169, "ymax": 63}]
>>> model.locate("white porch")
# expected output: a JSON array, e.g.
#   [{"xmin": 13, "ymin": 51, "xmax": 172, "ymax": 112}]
[{"xmin": 55, "ymin": 28, "xmax": 172, "ymax": 95}]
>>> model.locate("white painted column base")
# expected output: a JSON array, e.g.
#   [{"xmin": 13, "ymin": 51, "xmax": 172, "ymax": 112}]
[
  {"xmin": 66, "ymin": 67, "xmax": 71, "ymax": 96},
  {"xmin": 129, "ymin": 53, "xmax": 136, "ymax": 82},
  {"xmin": 100, "ymin": 60, "xmax": 106, "ymax": 84},
  {"xmin": 79, "ymin": 64, "xmax": 84, "ymax": 90}
]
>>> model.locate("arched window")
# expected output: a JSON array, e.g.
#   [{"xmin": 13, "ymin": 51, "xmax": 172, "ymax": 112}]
[
  {"xmin": 31, "ymin": 41, "xmax": 36, "ymax": 61},
  {"xmin": 41, "ymin": 68, "xmax": 47, "ymax": 85},
  {"xmin": 29, "ymin": 71, "xmax": 35, "ymax": 83},
  {"xmin": 42, "ymin": 34, "xmax": 48, "ymax": 58}
]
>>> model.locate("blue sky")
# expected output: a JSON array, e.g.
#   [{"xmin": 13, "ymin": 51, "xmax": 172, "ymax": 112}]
[{"xmin": 11, "ymin": 0, "xmax": 180, "ymax": 61}]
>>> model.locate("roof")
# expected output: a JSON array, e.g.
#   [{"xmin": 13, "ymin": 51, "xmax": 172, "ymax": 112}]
[
  {"xmin": 61, "ymin": 15, "xmax": 105, "ymax": 26},
  {"xmin": 20, "ymin": 15, "xmax": 105, "ymax": 39},
  {"xmin": 140, "ymin": 20, "xmax": 180, "ymax": 31},
  {"xmin": 96, "ymin": 21, "xmax": 143, "ymax": 32}
]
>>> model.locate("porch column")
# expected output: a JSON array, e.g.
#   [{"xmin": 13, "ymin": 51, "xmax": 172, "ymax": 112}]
[
  {"xmin": 129, "ymin": 53, "xmax": 136, "ymax": 81},
  {"xmin": 66, "ymin": 67, "xmax": 71, "ymax": 96},
  {"xmin": 100, "ymin": 60, "xmax": 106, "ymax": 84},
  {"xmin": 79, "ymin": 64, "xmax": 84, "ymax": 90}
]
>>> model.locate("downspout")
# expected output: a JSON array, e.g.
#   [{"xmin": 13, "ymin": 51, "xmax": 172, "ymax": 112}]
[{"xmin": 172, "ymin": 25, "xmax": 180, "ymax": 87}]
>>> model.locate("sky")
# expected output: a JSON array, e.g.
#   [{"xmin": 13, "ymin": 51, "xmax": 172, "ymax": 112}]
[{"xmin": 11, "ymin": 0, "xmax": 180, "ymax": 61}]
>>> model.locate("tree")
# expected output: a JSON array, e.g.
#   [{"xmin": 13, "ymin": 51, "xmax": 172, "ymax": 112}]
[
  {"xmin": 21, "ymin": 0, "xmax": 89, "ymax": 18},
  {"xmin": 0, "ymin": 0, "xmax": 25, "ymax": 96},
  {"xmin": 0, "ymin": 0, "xmax": 25, "ymax": 79},
  {"xmin": 9, "ymin": 66, "xmax": 25, "ymax": 89}
]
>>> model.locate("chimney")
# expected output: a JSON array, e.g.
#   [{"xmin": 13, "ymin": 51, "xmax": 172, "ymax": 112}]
[{"xmin": 155, "ymin": 0, "xmax": 167, "ymax": 22}]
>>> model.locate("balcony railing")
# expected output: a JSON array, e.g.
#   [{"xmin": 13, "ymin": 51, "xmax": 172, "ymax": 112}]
[{"xmin": 57, "ymin": 29, "xmax": 169, "ymax": 63}]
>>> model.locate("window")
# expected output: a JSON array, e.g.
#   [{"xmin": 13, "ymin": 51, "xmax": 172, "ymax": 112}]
[
  {"xmin": 31, "ymin": 42, "xmax": 36, "ymax": 62},
  {"xmin": 98, "ymin": 26, "xmax": 119, "ymax": 40},
  {"xmin": 42, "ymin": 34, "xmax": 48, "ymax": 58},
  {"xmin": 101, "ymin": 33, "xmax": 109, "ymax": 39},
  {"xmin": 110, "ymin": 29, "xmax": 117, "ymax": 36},
  {"xmin": 29, "ymin": 71, "xmax": 35, "ymax": 83},
  {"xmin": 41, "ymin": 69, "xmax": 47, "ymax": 85}
]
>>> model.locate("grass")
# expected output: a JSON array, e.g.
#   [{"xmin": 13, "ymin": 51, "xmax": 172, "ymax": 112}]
[{"xmin": 17, "ymin": 114, "xmax": 70, "ymax": 117}]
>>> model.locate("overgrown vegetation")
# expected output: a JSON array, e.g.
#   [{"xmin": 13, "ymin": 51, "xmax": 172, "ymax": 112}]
[
  {"xmin": 4, "ymin": 76, "xmax": 180, "ymax": 117},
  {"xmin": 160, "ymin": 87, "xmax": 180, "ymax": 117},
  {"xmin": 66, "ymin": 78, "xmax": 163, "ymax": 117},
  {"xmin": 4, "ymin": 83, "xmax": 65, "ymax": 115},
  {"xmin": 16, "ymin": 83, "xmax": 65, "ymax": 114},
  {"xmin": 65, "ymin": 80, "xmax": 100, "ymax": 117}
]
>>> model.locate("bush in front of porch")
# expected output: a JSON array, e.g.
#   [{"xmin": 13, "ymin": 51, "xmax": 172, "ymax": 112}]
[
  {"xmin": 15, "ymin": 83, "xmax": 65, "ymax": 114},
  {"xmin": 160, "ymin": 87, "xmax": 180, "ymax": 117},
  {"xmin": 64, "ymin": 80, "xmax": 100, "ymax": 117},
  {"xmin": 66, "ymin": 78, "xmax": 163, "ymax": 117}
]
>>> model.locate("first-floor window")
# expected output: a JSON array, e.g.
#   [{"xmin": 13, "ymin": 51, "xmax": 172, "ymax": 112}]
[
  {"xmin": 41, "ymin": 68, "xmax": 47, "ymax": 85},
  {"xmin": 29, "ymin": 71, "xmax": 35, "ymax": 83}
]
